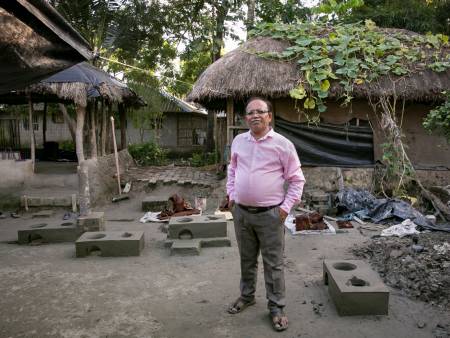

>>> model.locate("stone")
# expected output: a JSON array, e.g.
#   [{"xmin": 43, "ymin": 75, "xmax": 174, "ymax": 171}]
[
  {"xmin": 18, "ymin": 222, "xmax": 80, "ymax": 244},
  {"xmin": 323, "ymin": 259, "xmax": 389, "ymax": 316},
  {"xmin": 75, "ymin": 231, "xmax": 145, "ymax": 257},
  {"xmin": 32, "ymin": 210, "xmax": 54, "ymax": 218},
  {"xmin": 168, "ymin": 214, "xmax": 227, "ymax": 239},
  {"xmin": 77, "ymin": 212, "xmax": 105, "ymax": 233},
  {"xmin": 142, "ymin": 196, "xmax": 167, "ymax": 212}
]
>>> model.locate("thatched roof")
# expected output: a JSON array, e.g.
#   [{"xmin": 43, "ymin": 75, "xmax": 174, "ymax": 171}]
[
  {"xmin": 188, "ymin": 30, "xmax": 450, "ymax": 104},
  {"xmin": 0, "ymin": 1, "xmax": 92, "ymax": 94}
]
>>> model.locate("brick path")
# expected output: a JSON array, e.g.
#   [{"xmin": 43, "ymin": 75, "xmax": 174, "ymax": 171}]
[{"xmin": 123, "ymin": 166, "xmax": 220, "ymax": 188}]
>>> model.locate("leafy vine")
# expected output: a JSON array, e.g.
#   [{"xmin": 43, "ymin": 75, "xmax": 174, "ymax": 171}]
[{"xmin": 249, "ymin": 20, "xmax": 449, "ymax": 112}]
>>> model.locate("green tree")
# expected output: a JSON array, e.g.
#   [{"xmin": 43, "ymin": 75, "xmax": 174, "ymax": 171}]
[{"xmin": 345, "ymin": 0, "xmax": 450, "ymax": 35}]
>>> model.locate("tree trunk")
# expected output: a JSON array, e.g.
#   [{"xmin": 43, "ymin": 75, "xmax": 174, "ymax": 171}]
[
  {"xmin": 211, "ymin": 2, "xmax": 229, "ymax": 62},
  {"xmin": 28, "ymin": 98, "xmax": 35, "ymax": 172},
  {"xmin": 246, "ymin": 0, "xmax": 256, "ymax": 38},
  {"xmin": 75, "ymin": 105, "xmax": 86, "ymax": 163},
  {"xmin": 59, "ymin": 104, "xmax": 76, "ymax": 143},
  {"xmin": 119, "ymin": 103, "xmax": 126, "ymax": 150},
  {"xmin": 90, "ymin": 99, "xmax": 98, "ymax": 159},
  {"xmin": 78, "ymin": 160, "xmax": 91, "ymax": 216}
]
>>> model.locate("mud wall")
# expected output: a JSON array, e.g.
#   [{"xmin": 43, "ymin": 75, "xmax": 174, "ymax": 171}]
[
  {"xmin": 86, "ymin": 149, "xmax": 135, "ymax": 205},
  {"xmin": 0, "ymin": 159, "xmax": 33, "ymax": 189},
  {"xmin": 272, "ymin": 98, "xmax": 450, "ymax": 168}
]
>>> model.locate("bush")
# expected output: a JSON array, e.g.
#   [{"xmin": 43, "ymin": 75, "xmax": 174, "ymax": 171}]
[
  {"xmin": 189, "ymin": 151, "xmax": 217, "ymax": 167},
  {"xmin": 128, "ymin": 142, "xmax": 167, "ymax": 166}
]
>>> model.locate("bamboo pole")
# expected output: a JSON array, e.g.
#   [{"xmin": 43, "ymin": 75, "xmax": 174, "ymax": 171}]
[
  {"xmin": 101, "ymin": 102, "xmax": 107, "ymax": 156},
  {"xmin": 110, "ymin": 116, "xmax": 122, "ymax": 195}
]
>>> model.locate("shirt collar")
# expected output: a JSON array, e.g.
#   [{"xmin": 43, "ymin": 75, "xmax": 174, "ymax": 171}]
[{"xmin": 244, "ymin": 128, "xmax": 274, "ymax": 142}]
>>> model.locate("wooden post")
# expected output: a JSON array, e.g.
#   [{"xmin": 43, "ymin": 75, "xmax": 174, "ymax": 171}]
[
  {"xmin": 90, "ymin": 99, "xmax": 98, "ymax": 159},
  {"xmin": 226, "ymin": 97, "xmax": 234, "ymax": 162},
  {"xmin": 28, "ymin": 97, "xmax": 35, "ymax": 172},
  {"xmin": 42, "ymin": 102, "xmax": 47, "ymax": 145},
  {"xmin": 118, "ymin": 103, "xmax": 126, "ymax": 150},
  {"xmin": 75, "ymin": 105, "xmax": 86, "ymax": 163},
  {"xmin": 111, "ymin": 116, "xmax": 122, "ymax": 195},
  {"xmin": 101, "ymin": 100, "xmax": 107, "ymax": 156}
]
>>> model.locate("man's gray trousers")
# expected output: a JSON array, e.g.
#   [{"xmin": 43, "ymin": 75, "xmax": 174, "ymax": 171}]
[{"xmin": 232, "ymin": 204, "xmax": 286, "ymax": 310}]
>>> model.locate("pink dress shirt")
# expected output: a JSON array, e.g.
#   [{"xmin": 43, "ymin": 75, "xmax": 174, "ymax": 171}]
[{"xmin": 227, "ymin": 128, "xmax": 306, "ymax": 214}]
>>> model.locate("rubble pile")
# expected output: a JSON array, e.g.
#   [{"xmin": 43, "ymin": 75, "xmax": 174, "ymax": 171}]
[{"xmin": 353, "ymin": 232, "xmax": 450, "ymax": 309}]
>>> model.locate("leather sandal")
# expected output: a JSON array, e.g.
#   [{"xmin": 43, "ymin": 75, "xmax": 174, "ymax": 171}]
[
  {"xmin": 270, "ymin": 308, "xmax": 289, "ymax": 332},
  {"xmin": 227, "ymin": 297, "xmax": 256, "ymax": 314}
]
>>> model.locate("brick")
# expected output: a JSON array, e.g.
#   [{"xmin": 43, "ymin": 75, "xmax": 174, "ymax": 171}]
[
  {"xmin": 168, "ymin": 214, "xmax": 227, "ymax": 239},
  {"xmin": 77, "ymin": 212, "xmax": 105, "ymax": 232},
  {"xmin": 18, "ymin": 222, "xmax": 80, "ymax": 244},
  {"xmin": 75, "ymin": 231, "xmax": 145, "ymax": 257},
  {"xmin": 323, "ymin": 259, "xmax": 389, "ymax": 316}
]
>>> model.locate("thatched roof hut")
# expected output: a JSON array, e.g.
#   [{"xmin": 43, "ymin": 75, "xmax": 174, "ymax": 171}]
[
  {"xmin": 0, "ymin": 0, "xmax": 92, "ymax": 94},
  {"xmin": 188, "ymin": 29, "xmax": 450, "ymax": 105},
  {"xmin": 187, "ymin": 27, "xmax": 450, "ymax": 172}
]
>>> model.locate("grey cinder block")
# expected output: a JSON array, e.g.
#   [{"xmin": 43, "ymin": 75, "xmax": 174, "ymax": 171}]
[
  {"xmin": 168, "ymin": 214, "xmax": 227, "ymax": 239},
  {"xmin": 75, "ymin": 231, "xmax": 145, "ymax": 257},
  {"xmin": 18, "ymin": 222, "xmax": 80, "ymax": 244},
  {"xmin": 77, "ymin": 212, "xmax": 105, "ymax": 232},
  {"xmin": 323, "ymin": 259, "xmax": 389, "ymax": 316}
]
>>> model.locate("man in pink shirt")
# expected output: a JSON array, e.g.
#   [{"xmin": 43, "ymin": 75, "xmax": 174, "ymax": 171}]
[{"xmin": 226, "ymin": 97, "xmax": 306, "ymax": 332}]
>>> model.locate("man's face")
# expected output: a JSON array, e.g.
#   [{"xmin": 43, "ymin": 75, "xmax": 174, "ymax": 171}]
[{"xmin": 245, "ymin": 99, "xmax": 272, "ymax": 136}]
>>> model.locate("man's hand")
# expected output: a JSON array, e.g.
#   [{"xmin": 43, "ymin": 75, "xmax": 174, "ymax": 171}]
[
  {"xmin": 279, "ymin": 208, "xmax": 288, "ymax": 223},
  {"xmin": 228, "ymin": 199, "xmax": 235, "ymax": 210}
]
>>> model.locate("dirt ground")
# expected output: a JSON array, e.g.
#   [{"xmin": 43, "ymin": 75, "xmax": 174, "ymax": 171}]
[{"xmin": 0, "ymin": 185, "xmax": 449, "ymax": 338}]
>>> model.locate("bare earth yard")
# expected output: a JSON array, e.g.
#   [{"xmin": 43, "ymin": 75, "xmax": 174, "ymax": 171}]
[{"xmin": 0, "ymin": 187, "xmax": 449, "ymax": 338}]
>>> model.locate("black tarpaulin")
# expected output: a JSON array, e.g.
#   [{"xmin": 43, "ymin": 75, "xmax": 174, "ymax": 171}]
[
  {"xmin": 42, "ymin": 62, "xmax": 127, "ymax": 98},
  {"xmin": 0, "ymin": 0, "xmax": 92, "ymax": 94},
  {"xmin": 275, "ymin": 117, "xmax": 374, "ymax": 166}
]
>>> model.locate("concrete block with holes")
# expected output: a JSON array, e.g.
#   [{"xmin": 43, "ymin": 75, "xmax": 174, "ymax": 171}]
[
  {"xmin": 77, "ymin": 212, "xmax": 105, "ymax": 232},
  {"xmin": 18, "ymin": 222, "xmax": 80, "ymax": 244},
  {"xmin": 168, "ymin": 214, "xmax": 227, "ymax": 239},
  {"xmin": 166, "ymin": 214, "xmax": 230, "ymax": 255},
  {"xmin": 75, "ymin": 231, "xmax": 145, "ymax": 257},
  {"xmin": 323, "ymin": 259, "xmax": 389, "ymax": 316}
]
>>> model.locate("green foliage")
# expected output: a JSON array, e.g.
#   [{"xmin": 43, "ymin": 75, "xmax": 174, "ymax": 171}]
[
  {"xmin": 345, "ymin": 0, "xmax": 450, "ymax": 35},
  {"xmin": 379, "ymin": 141, "xmax": 414, "ymax": 196},
  {"xmin": 128, "ymin": 142, "xmax": 168, "ymax": 166},
  {"xmin": 255, "ymin": 0, "xmax": 311, "ymax": 24},
  {"xmin": 59, "ymin": 140, "xmax": 75, "ymax": 152},
  {"xmin": 251, "ymin": 20, "xmax": 450, "ymax": 111},
  {"xmin": 189, "ymin": 151, "xmax": 217, "ymax": 167},
  {"xmin": 423, "ymin": 91, "xmax": 450, "ymax": 142},
  {"xmin": 315, "ymin": 0, "xmax": 365, "ymax": 20}
]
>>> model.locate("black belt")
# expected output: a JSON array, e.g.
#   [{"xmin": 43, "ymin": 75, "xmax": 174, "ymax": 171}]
[{"xmin": 237, "ymin": 203, "xmax": 280, "ymax": 214}]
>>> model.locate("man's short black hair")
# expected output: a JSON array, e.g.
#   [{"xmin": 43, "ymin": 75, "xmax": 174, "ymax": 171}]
[{"xmin": 245, "ymin": 96, "xmax": 273, "ymax": 113}]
